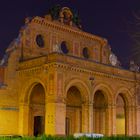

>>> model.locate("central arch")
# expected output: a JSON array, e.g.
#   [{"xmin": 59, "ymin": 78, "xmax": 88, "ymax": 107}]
[
  {"xmin": 66, "ymin": 86, "xmax": 82, "ymax": 135},
  {"xmin": 93, "ymin": 90, "xmax": 107, "ymax": 134},
  {"xmin": 92, "ymin": 83, "xmax": 113, "ymax": 135},
  {"xmin": 65, "ymin": 79, "xmax": 90, "ymax": 135}
]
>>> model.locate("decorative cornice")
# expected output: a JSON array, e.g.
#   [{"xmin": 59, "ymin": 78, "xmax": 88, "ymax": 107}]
[
  {"xmin": 17, "ymin": 53, "xmax": 140, "ymax": 83},
  {"xmin": 31, "ymin": 16, "xmax": 107, "ymax": 46},
  {"xmin": 45, "ymin": 63, "xmax": 136, "ymax": 83},
  {"xmin": 17, "ymin": 56, "xmax": 46, "ymax": 70}
]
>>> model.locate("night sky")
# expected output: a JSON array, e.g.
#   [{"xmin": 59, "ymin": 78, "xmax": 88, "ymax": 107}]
[{"xmin": 0, "ymin": 0, "xmax": 140, "ymax": 67}]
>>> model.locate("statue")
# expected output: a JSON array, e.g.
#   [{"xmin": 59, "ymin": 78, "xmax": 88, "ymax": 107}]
[
  {"xmin": 48, "ymin": 5, "xmax": 82, "ymax": 29},
  {"xmin": 129, "ymin": 60, "xmax": 139, "ymax": 72},
  {"xmin": 59, "ymin": 7, "xmax": 73, "ymax": 25},
  {"xmin": 52, "ymin": 43, "xmax": 60, "ymax": 53}
]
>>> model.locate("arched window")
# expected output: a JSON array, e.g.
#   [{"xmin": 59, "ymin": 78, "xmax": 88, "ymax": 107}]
[
  {"xmin": 83, "ymin": 47, "xmax": 89, "ymax": 58},
  {"xmin": 36, "ymin": 34, "xmax": 45, "ymax": 48},
  {"xmin": 60, "ymin": 41, "xmax": 69, "ymax": 54}
]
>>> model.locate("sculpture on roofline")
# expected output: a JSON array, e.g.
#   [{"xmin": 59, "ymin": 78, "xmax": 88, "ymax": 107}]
[
  {"xmin": 48, "ymin": 5, "xmax": 82, "ymax": 29},
  {"xmin": 129, "ymin": 60, "xmax": 139, "ymax": 72}
]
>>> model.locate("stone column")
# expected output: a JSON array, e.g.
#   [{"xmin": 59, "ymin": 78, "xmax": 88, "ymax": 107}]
[
  {"xmin": 45, "ymin": 100, "xmax": 66, "ymax": 136},
  {"xmin": 82, "ymin": 104, "xmax": 89, "ymax": 133},
  {"xmin": 129, "ymin": 105, "xmax": 137, "ymax": 136},
  {"xmin": 106, "ymin": 104, "xmax": 114, "ymax": 136},
  {"xmin": 125, "ymin": 106, "xmax": 133, "ymax": 136},
  {"xmin": 136, "ymin": 106, "xmax": 140, "ymax": 135},
  {"xmin": 55, "ymin": 102, "xmax": 66, "ymax": 135},
  {"xmin": 111, "ymin": 104, "xmax": 116, "ymax": 135},
  {"xmin": 132, "ymin": 106, "xmax": 136, "ymax": 135},
  {"xmin": 18, "ymin": 103, "xmax": 30, "ymax": 136},
  {"xmin": 88, "ymin": 103, "xmax": 93, "ymax": 133}
]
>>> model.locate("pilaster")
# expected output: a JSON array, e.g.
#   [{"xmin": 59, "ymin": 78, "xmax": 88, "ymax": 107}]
[
  {"xmin": 88, "ymin": 103, "xmax": 93, "ymax": 133},
  {"xmin": 18, "ymin": 104, "xmax": 30, "ymax": 136},
  {"xmin": 82, "ymin": 104, "xmax": 89, "ymax": 133}
]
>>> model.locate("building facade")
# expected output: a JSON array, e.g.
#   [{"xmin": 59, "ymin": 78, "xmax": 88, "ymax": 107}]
[{"xmin": 0, "ymin": 7, "xmax": 140, "ymax": 136}]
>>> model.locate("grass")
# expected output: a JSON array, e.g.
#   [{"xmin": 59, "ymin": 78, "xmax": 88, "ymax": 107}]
[{"xmin": 1, "ymin": 135, "xmax": 140, "ymax": 140}]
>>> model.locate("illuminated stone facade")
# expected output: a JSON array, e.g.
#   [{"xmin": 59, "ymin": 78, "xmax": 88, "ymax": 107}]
[{"xmin": 0, "ymin": 7, "xmax": 140, "ymax": 136}]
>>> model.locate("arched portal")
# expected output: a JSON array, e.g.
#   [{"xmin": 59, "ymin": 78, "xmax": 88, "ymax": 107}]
[
  {"xmin": 29, "ymin": 83, "xmax": 45, "ymax": 136},
  {"xmin": 66, "ymin": 86, "xmax": 82, "ymax": 135},
  {"xmin": 93, "ymin": 90, "xmax": 107, "ymax": 135},
  {"xmin": 116, "ymin": 94, "xmax": 126, "ymax": 135}
]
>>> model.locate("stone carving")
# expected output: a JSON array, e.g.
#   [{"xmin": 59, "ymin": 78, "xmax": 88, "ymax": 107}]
[
  {"xmin": 48, "ymin": 5, "xmax": 82, "ymax": 29},
  {"xmin": 52, "ymin": 43, "xmax": 61, "ymax": 53},
  {"xmin": 59, "ymin": 7, "xmax": 73, "ymax": 25},
  {"xmin": 129, "ymin": 60, "xmax": 139, "ymax": 72},
  {"xmin": 109, "ymin": 53, "xmax": 117, "ymax": 66},
  {"xmin": 109, "ymin": 52, "xmax": 121, "ymax": 67}
]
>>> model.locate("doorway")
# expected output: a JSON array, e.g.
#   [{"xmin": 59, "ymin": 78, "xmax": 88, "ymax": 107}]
[
  {"xmin": 34, "ymin": 116, "xmax": 44, "ymax": 136},
  {"xmin": 29, "ymin": 84, "xmax": 45, "ymax": 136}
]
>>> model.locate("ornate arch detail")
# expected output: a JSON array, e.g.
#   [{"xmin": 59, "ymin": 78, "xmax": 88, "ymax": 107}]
[
  {"xmin": 19, "ymin": 77, "xmax": 47, "ymax": 105},
  {"xmin": 115, "ymin": 87, "xmax": 134, "ymax": 106},
  {"xmin": 92, "ymin": 83, "xmax": 114, "ymax": 105},
  {"xmin": 65, "ymin": 78, "xmax": 90, "ymax": 104}
]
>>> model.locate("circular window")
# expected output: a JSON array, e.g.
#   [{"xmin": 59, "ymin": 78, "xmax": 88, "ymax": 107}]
[
  {"xmin": 36, "ymin": 34, "xmax": 44, "ymax": 48},
  {"xmin": 61, "ymin": 41, "xmax": 69, "ymax": 54},
  {"xmin": 83, "ymin": 47, "xmax": 89, "ymax": 58}
]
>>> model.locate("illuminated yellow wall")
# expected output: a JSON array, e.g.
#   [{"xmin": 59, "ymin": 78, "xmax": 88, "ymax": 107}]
[
  {"xmin": 116, "ymin": 94, "xmax": 125, "ymax": 135},
  {"xmin": 116, "ymin": 118, "xmax": 125, "ymax": 135},
  {"xmin": 0, "ymin": 110, "xmax": 18, "ymax": 135}
]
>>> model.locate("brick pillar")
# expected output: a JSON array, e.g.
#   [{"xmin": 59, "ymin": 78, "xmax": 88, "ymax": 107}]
[
  {"xmin": 88, "ymin": 103, "xmax": 93, "ymax": 133},
  {"xmin": 136, "ymin": 106, "xmax": 140, "ymax": 135},
  {"xmin": 45, "ymin": 102, "xmax": 66, "ymax": 136},
  {"xmin": 45, "ymin": 71, "xmax": 66, "ymax": 135},
  {"xmin": 125, "ymin": 106, "xmax": 133, "ymax": 136},
  {"xmin": 19, "ymin": 104, "xmax": 30, "ymax": 136},
  {"xmin": 55, "ymin": 102, "xmax": 66, "ymax": 135},
  {"xmin": 82, "ymin": 104, "xmax": 89, "ymax": 133},
  {"xmin": 129, "ymin": 106, "xmax": 137, "ymax": 136},
  {"xmin": 132, "ymin": 106, "xmax": 136, "ymax": 135},
  {"xmin": 112, "ymin": 104, "xmax": 116, "ymax": 135},
  {"xmin": 105, "ymin": 105, "xmax": 113, "ymax": 136}
]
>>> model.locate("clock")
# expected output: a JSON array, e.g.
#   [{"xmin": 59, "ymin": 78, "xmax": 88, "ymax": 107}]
[
  {"xmin": 109, "ymin": 53, "xmax": 117, "ymax": 66},
  {"xmin": 83, "ymin": 47, "xmax": 89, "ymax": 58},
  {"xmin": 60, "ymin": 41, "xmax": 69, "ymax": 54},
  {"xmin": 36, "ymin": 34, "xmax": 44, "ymax": 48}
]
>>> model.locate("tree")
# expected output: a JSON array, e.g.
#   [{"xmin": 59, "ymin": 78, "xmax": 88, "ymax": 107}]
[{"xmin": 129, "ymin": 11, "xmax": 140, "ymax": 64}]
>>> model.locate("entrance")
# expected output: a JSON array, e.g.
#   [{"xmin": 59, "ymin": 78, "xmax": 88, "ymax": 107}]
[
  {"xmin": 29, "ymin": 83, "xmax": 45, "ymax": 136},
  {"xmin": 34, "ymin": 116, "xmax": 44, "ymax": 136}
]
